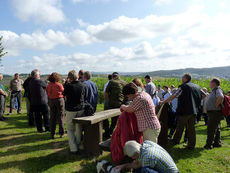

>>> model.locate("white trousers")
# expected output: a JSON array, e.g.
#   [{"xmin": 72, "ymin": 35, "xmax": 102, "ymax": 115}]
[
  {"xmin": 143, "ymin": 128, "xmax": 161, "ymax": 143},
  {"xmin": 65, "ymin": 110, "xmax": 84, "ymax": 152}
]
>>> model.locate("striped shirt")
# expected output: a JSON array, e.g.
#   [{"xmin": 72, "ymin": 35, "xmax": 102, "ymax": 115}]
[{"xmin": 139, "ymin": 141, "xmax": 179, "ymax": 173}]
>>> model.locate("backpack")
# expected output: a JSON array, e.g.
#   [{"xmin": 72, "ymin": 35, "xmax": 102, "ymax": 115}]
[{"xmin": 222, "ymin": 95, "xmax": 230, "ymax": 117}]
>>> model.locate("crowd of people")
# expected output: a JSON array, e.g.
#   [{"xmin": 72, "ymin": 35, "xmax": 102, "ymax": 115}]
[{"xmin": 0, "ymin": 70, "xmax": 229, "ymax": 173}]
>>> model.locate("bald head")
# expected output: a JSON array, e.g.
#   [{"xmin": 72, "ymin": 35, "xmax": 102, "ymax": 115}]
[{"xmin": 0, "ymin": 74, "xmax": 3, "ymax": 81}]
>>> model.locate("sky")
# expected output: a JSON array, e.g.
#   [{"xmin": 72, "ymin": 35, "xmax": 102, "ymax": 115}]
[{"xmin": 0, "ymin": 0, "xmax": 230, "ymax": 74}]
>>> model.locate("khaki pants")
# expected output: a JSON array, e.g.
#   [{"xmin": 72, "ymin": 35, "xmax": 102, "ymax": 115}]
[
  {"xmin": 143, "ymin": 128, "xmax": 161, "ymax": 143},
  {"xmin": 25, "ymin": 97, "xmax": 30, "ymax": 115},
  {"xmin": 66, "ymin": 110, "xmax": 84, "ymax": 152}
]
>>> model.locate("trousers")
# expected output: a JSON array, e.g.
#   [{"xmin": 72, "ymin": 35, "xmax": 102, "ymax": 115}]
[
  {"xmin": 31, "ymin": 104, "xmax": 50, "ymax": 132},
  {"xmin": 133, "ymin": 167, "xmax": 159, "ymax": 173},
  {"xmin": 206, "ymin": 111, "xmax": 224, "ymax": 147},
  {"xmin": 143, "ymin": 128, "xmax": 161, "ymax": 143},
  {"xmin": 66, "ymin": 110, "xmax": 84, "ymax": 152},
  {"xmin": 48, "ymin": 98, "xmax": 65, "ymax": 135},
  {"xmin": 10, "ymin": 91, "xmax": 22, "ymax": 113},
  {"xmin": 0, "ymin": 95, "xmax": 5, "ymax": 118},
  {"xmin": 173, "ymin": 114, "xmax": 196, "ymax": 148},
  {"xmin": 25, "ymin": 97, "xmax": 34, "ymax": 126}
]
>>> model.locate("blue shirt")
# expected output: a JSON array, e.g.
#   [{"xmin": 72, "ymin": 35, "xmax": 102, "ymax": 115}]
[
  {"xmin": 171, "ymin": 98, "xmax": 178, "ymax": 113},
  {"xmin": 83, "ymin": 80, "xmax": 98, "ymax": 110},
  {"xmin": 153, "ymin": 96, "xmax": 160, "ymax": 106},
  {"xmin": 139, "ymin": 141, "xmax": 179, "ymax": 173}
]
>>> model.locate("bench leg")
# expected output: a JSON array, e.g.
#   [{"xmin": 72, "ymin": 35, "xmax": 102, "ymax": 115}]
[{"xmin": 83, "ymin": 122, "xmax": 103, "ymax": 156}]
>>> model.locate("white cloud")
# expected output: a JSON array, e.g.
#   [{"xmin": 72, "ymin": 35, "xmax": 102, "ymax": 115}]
[
  {"xmin": 2, "ymin": 5, "xmax": 230, "ymax": 74},
  {"xmin": 76, "ymin": 18, "xmax": 89, "ymax": 27},
  {"xmin": 72, "ymin": 0, "xmax": 128, "ymax": 3},
  {"xmin": 0, "ymin": 29, "xmax": 92, "ymax": 55},
  {"xmin": 0, "ymin": 6, "xmax": 213, "ymax": 54},
  {"xmin": 154, "ymin": 0, "xmax": 173, "ymax": 6},
  {"xmin": 11, "ymin": 0, "xmax": 65, "ymax": 24},
  {"xmin": 13, "ymin": 39, "xmax": 230, "ymax": 74},
  {"xmin": 86, "ymin": 6, "xmax": 205, "ymax": 42}
]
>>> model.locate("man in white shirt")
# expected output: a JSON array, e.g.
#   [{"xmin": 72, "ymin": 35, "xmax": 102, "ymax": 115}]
[{"xmin": 162, "ymin": 85, "xmax": 171, "ymax": 101}]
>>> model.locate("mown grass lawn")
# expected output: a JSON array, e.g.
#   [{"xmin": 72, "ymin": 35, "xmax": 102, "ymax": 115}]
[{"xmin": 0, "ymin": 103, "xmax": 229, "ymax": 173}]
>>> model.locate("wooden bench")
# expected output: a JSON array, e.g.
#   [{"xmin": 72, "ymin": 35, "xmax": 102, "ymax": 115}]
[{"xmin": 72, "ymin": 108, "xmax": 120, "ymax": 156}]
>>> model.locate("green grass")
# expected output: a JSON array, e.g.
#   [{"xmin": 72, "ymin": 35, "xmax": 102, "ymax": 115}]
[{"xmin": 0, "ymin": 103, "xmax": 230, "ymax": 173}]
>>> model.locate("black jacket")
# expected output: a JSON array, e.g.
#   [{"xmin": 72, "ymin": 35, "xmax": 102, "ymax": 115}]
[
  {"xmin": 23, "ymin": 77, "xmax": 33, "ymax": 97},
  {"xmin": 28, "ymin": 78, "xmax": 48, "ymax": 106},
  {"xmin": 63, "ymin": 80, "xmax": 86, "ymax": 111},
  {"xmin": 177, "ymin": 82, "xmax": 202, "ymax": 116}
]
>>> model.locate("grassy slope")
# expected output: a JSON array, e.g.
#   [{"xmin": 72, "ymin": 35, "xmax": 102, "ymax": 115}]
[{"xmin": 0, "ymin": 104, "xmax": 229, "ymax": 173}]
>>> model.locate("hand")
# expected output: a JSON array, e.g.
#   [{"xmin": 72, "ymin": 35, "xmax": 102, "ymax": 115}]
[
  {"xmin": 120, "ymin": 105, "xmax": 125, "ymax": 112},
  {"xmin": 159, "ymin": 101, "xmax": 164, "ymax": 105},
  {"xmin": 114, "ymin": 165, "xmax": 126, "ymax": 172},
  {"xmin": 5, "ymin": 93, "xmax": 8, "ymax": 97},
  {"xmin": 216, "ymin": 104, "xmax": 222, "ymax": 109}
]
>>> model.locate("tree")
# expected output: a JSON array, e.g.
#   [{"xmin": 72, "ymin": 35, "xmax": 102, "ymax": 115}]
[{"xmin": 0, "ymin": 36, "xmax": 7, "ymax": 63}]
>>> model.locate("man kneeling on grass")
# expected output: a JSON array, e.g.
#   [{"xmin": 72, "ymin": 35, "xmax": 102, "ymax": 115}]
[{"xmin": 115, "ymin": 140, "xmax": 179, "ymax": 173}]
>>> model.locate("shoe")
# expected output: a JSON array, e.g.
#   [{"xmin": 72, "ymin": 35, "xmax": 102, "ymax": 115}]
[
  {"xmin": 183, "ymin": 143, "xmax": 195, "ymax": 150},
  {"xmin": 70, "ymin": 151, "xmax": 82, "ymax": 155},
  {"xmin": 17, "ymin": 112, "xmax": 21, "ymax": 114},
  {"xmin": 60, "ymin": 134, "xmax": 66, "ymax": 138},
  {"xmin": 168, "ymin": 135, "xmax": 173, "ymax": 140},
  {"xmin": 213, "ymin": 143, "xmax": 222, "ymax": 148},
  {"xmin": 45, "ymin": 129, "xmax": 50, "ymax": 132},
  {"xmin": 172, "ymin": 140, "xmax": 180, "ymax": 145},
  {"xmin": 70, "ymin": 151, "xmax": 78, "ymax": 155},
  {"xmin": 0, "ymin": 117, "xmax": 5, "ymax": 121},
  {"xmin": 184, "ymin": 138, "xmax": 188, "ymax": 143},
  {"xmin": 79, "ymin": 143, "xmax": 84, "ymax": 151},
  {"xmin": 3, "ymin": 116, "xmax": 8, "ymax": 120},
  {"xmin": 204, "ymin": 145, "xmax": 213, "ymax": 150},
  {"xmin": 96, "ymin": 160, "xmax": 108, "ymax": 173},
  {"xmin": 7, "ymin": 113, "xmax": 12, "ymax": 115}
]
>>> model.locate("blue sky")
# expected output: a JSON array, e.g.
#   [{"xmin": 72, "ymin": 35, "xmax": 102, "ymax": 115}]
[{"xmin": 0, "ymin": 0, "xmax": 230, "ymax": 74}]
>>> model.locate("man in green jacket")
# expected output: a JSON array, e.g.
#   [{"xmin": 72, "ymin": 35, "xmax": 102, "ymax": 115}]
[
  {"xmin": 103, "ymin": 72, "xmax": 126, "ymax": 138},
  {"xmin": 0, "ymin": 74, "xmax": 8, "ymax": 121}
]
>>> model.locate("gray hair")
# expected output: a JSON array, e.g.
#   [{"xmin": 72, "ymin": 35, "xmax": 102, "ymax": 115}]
[
  {"xmin": 31, "ymin": 69, "xmax": 40, "ymax": 78},
  {"xmin": 123, "ymin": 140, "xmax": 141, "ymax": 157}
]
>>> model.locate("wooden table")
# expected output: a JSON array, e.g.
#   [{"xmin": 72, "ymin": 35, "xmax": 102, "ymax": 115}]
[{"xmin": 72, "ymin": 108, "xmax": 120, "ymax": 156}]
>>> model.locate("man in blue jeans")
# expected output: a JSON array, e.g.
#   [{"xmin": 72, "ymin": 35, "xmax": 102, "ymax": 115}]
[{"xmin": 115, "ymin": 140, "xmax": 179, "ymax": 173}]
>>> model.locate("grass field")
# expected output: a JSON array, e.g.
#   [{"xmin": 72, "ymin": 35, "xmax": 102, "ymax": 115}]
[
  {"xmin": 0, "ymin": 103, "xmax": 230, "ymax": 173},
  {"xmin": 0, "ymin": 77, "xmax": 230, "ymax": 173}
]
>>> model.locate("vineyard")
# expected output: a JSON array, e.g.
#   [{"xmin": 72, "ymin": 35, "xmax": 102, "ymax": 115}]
[
  {"xmin": 91, "ymin": 77, "xmax": 230, "ymax": 104},
  {"xmin": 1, "ymin": 76, "xmax": 230, "ymax": 105}
]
